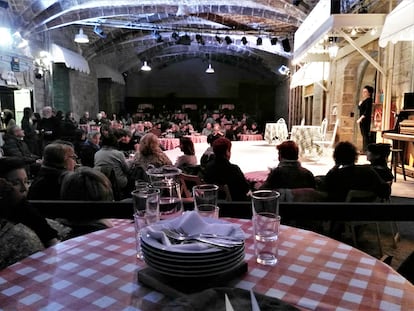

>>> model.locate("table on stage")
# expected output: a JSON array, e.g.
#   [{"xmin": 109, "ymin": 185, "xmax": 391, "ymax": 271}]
[
  {"xmin": 245, "ymin": 170, "xmax": 269, "ymax": 188},
  {"xmin": 159, "ymin": 137, "xmax": 180, "ymax": 150},
  {"xmin": 239, "ymin": 134, "xmax": 263, "ymax": 141},
  {"xmin": 184, "ymin": 135, "xmax": 207, "ymax": 144},
  {"xmin": 1, "ymin": 218, "xmax": 412, "ymax": 310},
  {"xmin": 264, "ymin": 122, "xmax": 289, "ymax": 144},
  {"xmin": 290, "ymin": 125, "xmax": 322, "ymax": 157}
]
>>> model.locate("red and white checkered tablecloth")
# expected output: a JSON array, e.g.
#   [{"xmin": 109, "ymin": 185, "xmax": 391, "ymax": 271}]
[
  {"xmin": 159, "ymin": 138, "xmax": 180, "ymax": 150},
  {"xmin": 0, "ymin": 218, "xmax": 413, "ymax": 310},
  {"xmin": 239, "ymin": 134, "xmax": 263, "ymax": 141},
  {"xmin": 184, "ymin": 135, "xmax": 208, "ymax": 144}
]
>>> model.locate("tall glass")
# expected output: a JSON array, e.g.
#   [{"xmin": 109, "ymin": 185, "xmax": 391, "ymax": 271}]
[
  {"xmin": 131, "ymin": 188, "xmax": 160, "ymax": 260},
  {"xmin": 251, "ymin": 190, "xmax": 280, "ymax": 266},
  {"xmin": 151, "ymin": 180, "xmax": 183, "ymax": 220}
]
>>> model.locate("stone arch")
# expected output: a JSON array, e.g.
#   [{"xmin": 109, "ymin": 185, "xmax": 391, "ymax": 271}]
[{"xmin": 339, "ymin": 46, "xmax": 379, "ymax": 149}]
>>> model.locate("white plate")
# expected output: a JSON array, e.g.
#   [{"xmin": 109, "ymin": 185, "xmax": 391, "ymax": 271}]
[{"xmin": 141, "ymin": 216, "xmax": 245, "ymax": 255}]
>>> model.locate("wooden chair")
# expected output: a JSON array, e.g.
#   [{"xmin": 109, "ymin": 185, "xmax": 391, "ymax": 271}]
[
  {"xmin": 218, "ymin": 184, "xmax": 232, "ymax": 202},
  {"xmin": 344, "ymin": 190, "xmax": 383, "ymax": 257},
  {"xmin": 179, "ymin": 173, "xmax": 202, "ymax": 203},
  {"xmin": 314, "ymin": 118, "xmax": 339, "ymax": 157}
]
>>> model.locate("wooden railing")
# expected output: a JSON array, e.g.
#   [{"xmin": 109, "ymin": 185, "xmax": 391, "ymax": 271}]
[{"xmin": 29, "ymin": 200, "xmax": 414, "ymax": 221}]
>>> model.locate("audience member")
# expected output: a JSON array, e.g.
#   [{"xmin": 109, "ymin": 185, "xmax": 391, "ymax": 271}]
[
  {"xmin": 21, "ymin": 107, "xmax": 40, "ymax": 156},
  {"xmin": 60, "ymin": 167, "xmax": 114, "ymax": 237},
  {"xmin": 2, "ymin": 125, "xmax": 42, "ymax": 178},
  {"xmin": 201, "ymin": 122, "xmax": 213, "ymax": 136},
  {"xmin": 0, "ymin": 157, "xmax": 60, "ymax": 247},
  {"xmin": 260, "ymin": 140, "xmax": 315, "ymax": 190},
  {"xmin": 28, "ymin": 141, "xmax": 76, "ymax": 200},
  {"xmin": 133, "ymin": 133, "xmax": 172, "ymax": 171},
  {"xmin": 1, "ymin": 109, "xmax": 16, "ymax": 128},
  {"xmin": 79, "ymin": 111, "xmax": 92, "ymax": 124},
  {"xmin": 324, "ymin": 141, "xmax": 390, "ymax": 201},
  {"xmin": 94, "ymin": 133, "xmax": 130, "ymax": 192},
  {"xmin": 175, "ymin": 137, "xmax": 197, "ymax": 173},
  {"xmin": 366, "ymin": 143, "xmax": 393, "ymax": 183},
  {"xmin": 203, "ymin": 137, "xmax": 250, "ymax": 201},
  {"xmin": 79, "ymin": 131, "xmax": 101, "ymax": 167},
  {"xmin": 0, "ymin": 178, "xmax": 44, "ymax": 270},
  {"xmin": 200, "ymin": 133, "xmax": 221, "ymax": 171},
  {"xmin": 37, "ymin": 106, "xmax": 61, "ymax": 149}
]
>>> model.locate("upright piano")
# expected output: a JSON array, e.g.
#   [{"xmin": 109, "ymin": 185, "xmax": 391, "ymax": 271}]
[{"xmin": 382, "ymin": 108, "xmax": 414, "ymax": 177}]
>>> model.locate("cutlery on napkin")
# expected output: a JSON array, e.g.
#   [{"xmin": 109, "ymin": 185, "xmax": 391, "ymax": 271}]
[
  {"xmin": 145, "ymin": 211, "xmax": 245, "ymax": 251},
  {"xmin": 225, "ymin": 293, "xmax": 235, "ymax": 311},
  {"xmin": 225, "ymin": 290, "xmax": 261, "ymax": 311}
]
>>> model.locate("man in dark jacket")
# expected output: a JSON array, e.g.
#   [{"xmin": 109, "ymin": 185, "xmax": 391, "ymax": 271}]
[
  {"xmin": 203, "ymin": 137, "xmax": 250, "ymax": 201},
  {"xmin": 2, "ymin": 125, "xmax": 42, "ymax": 177}
]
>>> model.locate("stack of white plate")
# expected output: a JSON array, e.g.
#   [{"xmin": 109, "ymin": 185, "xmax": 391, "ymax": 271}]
[{"xmin": 140, "ymin": 218, "xmax": 245, "ymax": 278}]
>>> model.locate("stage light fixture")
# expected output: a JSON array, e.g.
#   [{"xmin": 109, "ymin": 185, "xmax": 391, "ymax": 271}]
[
  {"xmin": 224, "ymin": 36, "xmax": 232, "ymax": 44},
  {"xmin": 241, "ymin": 37, "xmax": 248, "ymax": 45},
  {"xmin": 195, "ymin": 34, "xmax": 204, "ymax": 45},
  {"xmin": 256, "ymin": 37, "xmax": 262, "ymax": 46},
  {"xmin": 215, "ymin": 35, "xmax": 223, "ymax": 44},
  {"xmin": 205, "ymin": 63, "xmax": 215, "ymax": 74},
  {"xmin": 74, "ymin": 28, "xmax": 89, "ymax": 43},
  {"xmin": 278, "ymin": 65, "xmax": 290, "ymax": 76},
  {"xmin": 270, "ymin": 37, "xmax": 278, "ymax": 45},
  {"xmin": 153, "ymin": 31, "xmax": 163, "ymax": 42},
  {"xmin": 282, "ymin": 38, "xmax": 291, "ymax": 52},
  {"xmin": 93, "ymin": 25, "xmax": 106, "ymax": 39},
  {"xmin": 171, "ymin": 32, "xmax": 179, "ymax": 40}
]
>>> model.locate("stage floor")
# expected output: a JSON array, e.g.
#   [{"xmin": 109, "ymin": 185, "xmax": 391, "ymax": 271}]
[{"xmin": 164, "ymin": 140, "xmax": 414, "ymax": 198}]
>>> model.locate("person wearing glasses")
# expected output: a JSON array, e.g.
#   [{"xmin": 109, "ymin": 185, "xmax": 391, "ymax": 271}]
[{"xmin": 28, "ymin": 141, "xmax": 77, "ymax": 200}]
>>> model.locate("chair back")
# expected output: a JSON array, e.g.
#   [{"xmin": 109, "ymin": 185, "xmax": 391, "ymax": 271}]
[
  {"xmin": 345, "ymin": 190, "xmax": 377, "ymax": 202},
  {"xmin": 179, "ymin": 173, "xmax": 202, "ymax": 201},
  {"xmin": 218, "ymin": 184, "xmax": 232, "ymax": 201},
  {"xmin": 320, "ymin": 118, "xmax": 328, "ymax": 140}
]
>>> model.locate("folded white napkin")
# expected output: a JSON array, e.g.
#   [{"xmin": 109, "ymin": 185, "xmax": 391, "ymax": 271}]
[{"xmin": 145, "ymin": 211, "xmax": 244, "ymax": 251}]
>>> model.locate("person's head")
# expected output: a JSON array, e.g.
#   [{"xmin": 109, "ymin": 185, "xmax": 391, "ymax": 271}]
[
  {"xmin": 212, "ymin": 137, "xmax": 231, "ymax": 160},
  {"xmin": 362, "ymin": 85, "xmax": 374, "ymax": 98},
  {"xmin": 367, "ymin": 143, "xmax": 391, "ymax": 164},
  {"xmin": 114, "ymin": 129, "xmax": 131, "ymax": 144},
  {"xmin": 7, "ymin": 125, "xmax": 25, "ymax": 138},
  {"xmin": 277, "ymin": 140, "xmax": 299, "ymax": 161},
  {"xmin": 179, "ymin": 137, "xmax": 195, "ymax": 156},
  {"xmin": 139, "ymin": 133, "xmax": 161, "ymax": 156},
  {"xmin": 0, "ymin": 157, "xmax": 30, "ymax": 203},
  {"xmin": 42, "ymin": 106, "xmax": 53, "ymax": 119},
  {"xmin": 43, "ymin": 142, "xmax": 77, "ymax": 171},
  {"xmin": 100, "ymin": 133, "xmax": 119, "ymax": 148},
  {"xmin": 23, "ymin": 107, "xmax": 33, "ymax": 118},
  {"xmin": 207, "ymin": 133, "xmax": 221, "ymax": 146},
  {"xmin": 205, "ymin": 122, "xmax": 212, "ymax": 130},
  {"xmin": 0, "ymin": 178, "xmax": 19, "ymax": 207},
  {"xmin": 87, "ymin": 131, "xmax": 101, "ymax": 146},
  {"xmin": 333, "ymin": 141, "xmax": 358, "ymax": 166},
  {"xmin": 60, "ymin": 167, "xmax": 113, "ymax": 201},
  {"xmin": 84, "ymin": 111, "xmax": 89, "ymax": 118},
  {"xmin": 96, "ymin": 112, "xmax": 102, "ymax": 120}
]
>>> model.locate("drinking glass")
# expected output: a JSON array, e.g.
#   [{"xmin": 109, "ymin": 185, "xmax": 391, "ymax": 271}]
[
  {"xmin": 151, "ymin": 180, "xmax": 183, "ymax": 220},
  {"xmin": 131, "ymin": 188, "xmax": 160, "ymax": 259},
  {"xmin": 251, "ymin": 190, "xmax": 280, "ymax": 266},
  {"xmin": 193, "ymin": 184, "xmax": 219, "ymax": 218}
]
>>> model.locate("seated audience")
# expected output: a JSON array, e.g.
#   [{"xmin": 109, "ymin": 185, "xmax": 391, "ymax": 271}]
[
  {"xmin": 0, "ymin": 178, "xmax": 44, "ymax": 270},
  {"xmin": 94, "ymin": 133, "xmax": 130, "ymax": 192},
  {"xmin": 366, "ymin": 143, "xmax": 393, "ymax": 183},
  {"xmin": 79, "ymin": 131, "xmax": 101, "ymax": 167},
  {"xmin": 28, "ymin": 141, "xmax": 77, "ymax": 200},
  {"xmin": 200, "ymin": 133, "xmax": 222, "ymax": 172},
  {"xmin": 260, "ymin": 140, "xmax": 315, "ymax": 190},
  {"xmin": 132, "ymin": 133, "xmax": 172, "ymax": 171},
  {"xmin": 175, "ymin": 137, "xmax": 198, "ymax": 173},
  {"xmin": 60, "ymin": 167, "xmax": 114, "ymax": 237},
  {"xmin": 0, "ymin": 157, "xmax": 61, "ymax": 247},
  {"xmin": 324, "ymin": 141, "xmax": 390, "ymax": 201},
  {"xmin": 201, "ymin": 122, "xmax": 213, "ymax": 136},
  {"xmin": 2, "ymin": 125, "xmax": 42, "ymax": 178},
  {"xmin": 203, "ymin": 137, "xmax": 250, "ymax": 201}
]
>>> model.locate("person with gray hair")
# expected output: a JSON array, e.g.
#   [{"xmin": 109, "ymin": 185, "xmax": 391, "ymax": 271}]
[
  {"xmin": 28, "ymin": 141, "xmax": 77, "ymax": 200},
  {"xmin": 37, "ymin": 106, "xmax": 61, "ymax": 150},
  {"xmin": 79, "ymin": 130, "xmax": 101, "ymax": 167}
]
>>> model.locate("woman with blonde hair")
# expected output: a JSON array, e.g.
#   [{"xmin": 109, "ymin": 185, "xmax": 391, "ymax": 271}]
[{"xmin": 133, "ymin": 133, "xmax": 172, "ymax": 170}]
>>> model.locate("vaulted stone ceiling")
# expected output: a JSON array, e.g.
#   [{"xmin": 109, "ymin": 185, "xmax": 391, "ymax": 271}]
[{"xmin": 3, "ymin": 0, "xmax": 380, "ymax": 77}]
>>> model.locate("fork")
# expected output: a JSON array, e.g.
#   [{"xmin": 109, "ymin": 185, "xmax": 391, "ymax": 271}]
[
  {"xmin": 161, "ymin": 228, "xmax": 243, "ymax": 248},
  {"xmin": 170, "ymin": 227, "xmax": 244, "ymax": 242}
]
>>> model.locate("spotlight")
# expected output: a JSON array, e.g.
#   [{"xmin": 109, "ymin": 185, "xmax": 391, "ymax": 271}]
[
  {"xmin": 241, "ymin": 37, "xmax": 248, "ymax": 45},
  {"xmin": 176, "ymin": 34, "xmax": 192, "ymax": 45},
  {"xmin": 270, "ymin": 37, "xmax": 278, "ymax": 45},
  {"xmin": 224, "ymin": 36, "xmax": 232, "ymax": 45},
  {"xmin": 282, "ymin": 38, "xmax": 291, "ymax": 52},
  {"xmin": 171, "ymin": 32, "xmax": 179, "ymax": 40},
  {"xmin": 195, "ymin": 34, "xmax": 205, "ymax": 45},
  {"xmin": 153, "ymin": 31, "xmax": 163, "ymax": 42},
  {"xmin": 74, "ymin": 28, "xmax": 89, "ymax": 43},
  {"xmin": 278, "ymin": 65, "xmax": 290, "ymax": 76},
  {"xmin": 256, "ymin": 37, "xmax": 262, "ymax": 46},
  {"xmin": 215, "ymin": 35, "xmax": 223, "ymax": 44},
  {"xmin": 93, "ymin": 25, "xmax": 106, "ymax": 39}
]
